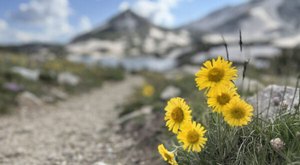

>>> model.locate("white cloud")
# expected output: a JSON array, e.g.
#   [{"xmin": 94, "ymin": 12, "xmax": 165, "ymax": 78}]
[
  {"xmin": 11, "ymin": 0, "xmax": 73, "ymax": 36},
  {"xmin": 0, "ymin": 0, "xmax": 95, "ymax": 44},
  {"xmin": 79, "ymin": 16, "xmax": 92, "ymax": 32},
  {"xmin": 119, "ymin": 1, "xmax": 130, "ymax": 11},
  {"xmin": 0, "ymin": 25, "xmax": 52, "ymax": 44},
  {"xmin": 119, "ymin": 0, "xmax": 182, "ymax": 27},
  {"xmin": 0, "ymin": 19, "xmax": 7, "ymax": 30},
  {"xmin": 153, "ymin": 10, "xmax": 174, "ymax": 26}
]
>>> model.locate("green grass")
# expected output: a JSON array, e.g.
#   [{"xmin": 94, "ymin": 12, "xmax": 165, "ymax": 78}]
[{"xmin": 175, "ymin": 112, "xmax": 300, "ymax": 164}]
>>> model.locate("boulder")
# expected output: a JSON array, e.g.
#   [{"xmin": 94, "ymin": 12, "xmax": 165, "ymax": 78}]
[
  {"xmin": 50, "ymin": 88, "xmax": 68, "ymax": 100},
  {"xmin": 117, "ymin": 106, "xmax": 152, "ymax": 125},
  {"xmin": 247, "ymin": 85, "xmax": 299, "ymax": 119},
  {"xmin": 58, "ymin": 72, "xmax": 80, "ymax": 86},
  {"xmin": 17, "ymin": 91, "xmax": 43, "ymax": 109},
  {"xmin": 11, "ymin": 67, "xmax": 40, "ymax": 81},
  {"xmin": 160, "ymin": 86, "xmax": 181, "ymax": 100}
]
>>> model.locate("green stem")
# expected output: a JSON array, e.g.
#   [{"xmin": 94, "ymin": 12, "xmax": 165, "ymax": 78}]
[{"xmin": 217, "ymin": 114, "xmax": 223, "ymax": 157}]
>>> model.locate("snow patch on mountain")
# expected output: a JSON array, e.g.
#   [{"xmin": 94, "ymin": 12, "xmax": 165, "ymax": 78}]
[
  {"xmin": 250, "ymin": 7, "xmax": 280, "ymax": 31},
  {"xmin": 67, "ymin": 39, "xmax": 126, "ymax": 58},
  {"xmin": 149, "ymin": 27, "xmax": 165, "ymax": 40},
  {"xmin": 184, "ymin": 0, "xmax": 300, "ymax": 47},
  {"xmin": 273, "ymin": 34, "xmax": 300, "ymax": 48}
]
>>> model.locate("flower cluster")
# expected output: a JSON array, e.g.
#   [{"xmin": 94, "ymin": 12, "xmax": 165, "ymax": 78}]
[
  {"xmin": 158, "ymin": 56, "xmax": 254, "ymax": 164},
  {"xmin": 158, "ymin": 97, "xmax": 207, "ymax": 164},
  {"xmin": 195, "ymin": 56, "xmax": 253, "ymax": 127}
]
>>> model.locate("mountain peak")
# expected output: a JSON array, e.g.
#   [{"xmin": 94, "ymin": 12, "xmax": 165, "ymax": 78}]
[
  {"xmin": 116, "ymin": 8, "xmax": 138, "ymax": 19},
  {"xmin": 120, "ymin": 8, "xmax": 135, "ymax": 15},
  {"xmin": 71, "ymin": 9, "xmax": 151, "ymax": 43},
  {"xmin": 108, "ymin": 9, "xmax": 151, "ymax": 30},
  {"xmin": 69, "ymin": 8, "xmax": 191, "ymax": 57}
]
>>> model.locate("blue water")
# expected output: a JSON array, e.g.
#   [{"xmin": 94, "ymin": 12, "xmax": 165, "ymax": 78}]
[
  {"xmin": 98, "ymin": 57, "xmax": 177, "ymax": 72},
  {"xmin": 68, "ymin": 54, "xmax": 177, "ymax": 72}
]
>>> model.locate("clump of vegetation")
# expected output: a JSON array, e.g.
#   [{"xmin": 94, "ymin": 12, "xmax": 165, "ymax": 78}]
[
  {"xmin": 120, "ymin": 73, "xmax": 163, "ymax": 116},
  {"xmin": 121, "ymin": 71, "xmax": 209, "ymax": 120},
  {"xmin": 120, "ymin": 72, "xmax": 203, "ymax": 117},
  {"xmin": 121, "ymin": 57, "xmax": 299, "ymax": 164},
  {"xmin": 158, "ymin": 57, "xmax": 253, "ymax": 164},
  {"xmin": 174, "ymin": 112, "xmax": 300, "ymax": 164}
]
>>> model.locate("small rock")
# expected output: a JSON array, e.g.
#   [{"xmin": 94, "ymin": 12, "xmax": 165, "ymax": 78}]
[
  {"xmin": 58, "ymin": 72, "xmax": 80, "ymax": 86},
  {"xmin": 270, "ymin": 138, "xmax": 285, "ymax": 151},
  {"xmin": 247, "ymin": 85, "xmax": 299, "ymax": 119},
  {"xmin": 17, "ymin": 91, "xmax": 43, "ymax": 109},
  {"xmin": 272, "ymin": 97, "xmax": 281, "ymax": 106},
  {"xmin": 16, "ymin": 147, "xmax": 26, "ymax": 155},
  {"xmin": 160, "ymin": 86, "xmax": 181, "ymax": 100},
  {"xmin": 93, "ymin": 161, "xmax": 109, "ymax": 165},
  {"xmin": 41, "ymin": 95, "xmax": 56, "ymax": 103},
  {"xmin": 50, "ymin": 88, "xmax": 68, "ymax": 100},
  {"xmin": 280, "ymin": 100, "xmax": 288, "ymax": 110},
  {"xmin": 117, "ymin": 106, "xmax": 152, "ymax": 124},
  {"xmin": 11, "ymin": 67, "xmax": 40, "ymax": 81}
]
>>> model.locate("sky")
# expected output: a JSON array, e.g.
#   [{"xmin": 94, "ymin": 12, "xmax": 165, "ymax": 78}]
[{"xmin": 0, "ymin": 0, "xmax": 247, "ymax": 44}]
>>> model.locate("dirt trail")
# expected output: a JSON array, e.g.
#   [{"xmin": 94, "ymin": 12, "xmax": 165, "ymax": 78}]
[{"xmin": 0, "ymin": 75, "xmax": 143, "ymax": 165}]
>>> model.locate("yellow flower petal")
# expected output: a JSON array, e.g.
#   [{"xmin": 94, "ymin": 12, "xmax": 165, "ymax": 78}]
[
  {"xmin": 223, "ymin": 97, "xmax": 253, "ymax": 127},
  {"xmin": 195, "ymin": 56, "xmax": 237, "ymax": 91},
  {"xmin": 207, "ymin": 86, "xmax": 239, "ymax": 113},
  {"xmin": 164, "ymin": 97, "xmax": 192, "ymax": 134},
  {"xmin": 177, "ymin": 121, "xmax": 207, "ymax": 152},
  {"xmin": 158, "ymin": 144, "xmax": 178, "ymax": 165}
]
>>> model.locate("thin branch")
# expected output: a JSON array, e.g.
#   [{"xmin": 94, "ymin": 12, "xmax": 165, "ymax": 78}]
[
  {"xmin": 221, "ymin": 35, "xmax": 229, "ymax": 61},
  {"xmin": 239, "ymin": 29, "xmax": 243, "ymax": 52}
]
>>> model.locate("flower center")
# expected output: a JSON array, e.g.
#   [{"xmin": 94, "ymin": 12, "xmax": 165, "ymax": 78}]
[
  {"xmin": 208, "ymin": 68, "xmax": 225, "ymax": 82},
  {"xmin": 171, "ymin": 107, "xmax": 184, "ymax": 122},
  {"xmin": 187, "ymin": 130, "xmax": 199, "ymax": 144},
  {"xmin": 231, "ymin": 108, "xmax": 245, "ymax": 119},
  {"xmin": 217, "ymin": 93, "xmax": 231, "ymax": 105}
]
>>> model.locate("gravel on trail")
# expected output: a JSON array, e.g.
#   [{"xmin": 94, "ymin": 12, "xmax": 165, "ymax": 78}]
[{"xmin": 0, "ymin": 75, "xmax": 144, "ymax": 165}]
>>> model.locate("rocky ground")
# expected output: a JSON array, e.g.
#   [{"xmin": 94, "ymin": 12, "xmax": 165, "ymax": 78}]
[{"xmin": 0, "ymin": 75, "xmax": 156, "ymax": 165}]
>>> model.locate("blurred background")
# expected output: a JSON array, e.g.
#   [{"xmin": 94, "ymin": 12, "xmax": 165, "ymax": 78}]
[
  {"xmin": 0, "ymin": 0, "xmax": 299, "ymax": 82},
  {"xmin": 0, "ymin": 0, "xmax": 299, "ymax": 164}
]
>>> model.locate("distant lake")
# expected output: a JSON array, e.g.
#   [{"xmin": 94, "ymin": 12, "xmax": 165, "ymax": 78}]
[{"xmin": 68, "ymin": 55, "xmax": 177, "ymax": 72}]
